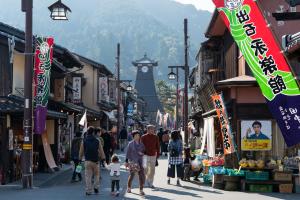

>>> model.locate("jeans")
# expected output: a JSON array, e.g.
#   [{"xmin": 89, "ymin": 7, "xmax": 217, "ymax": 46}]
[
  {"xmin": 85, "ymin": 161, "xmax": 100, "ymax": 194},
  {"xmin": 111, "ymin": 180, "xmax": 120, "ymax": 192}
]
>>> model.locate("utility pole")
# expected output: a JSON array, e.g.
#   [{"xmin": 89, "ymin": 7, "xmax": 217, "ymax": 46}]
[
  {"xmin": 21, "ymin": 0, "xmax": 33, "ymax": 189},
  {"xmin": 116, "ymin": 43, "xmax": 121, "ymax": 140},
  {"xmin": 175, "ymin": 67, "xmax": 179, "ymax": 130},
  {"xmin": 184, "ymin": 18, "xmax": 189, "ymax": 146}
]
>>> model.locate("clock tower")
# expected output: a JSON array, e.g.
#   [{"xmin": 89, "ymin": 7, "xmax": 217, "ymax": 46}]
[{"xmin": 133, "ymin": 54, "xmax": 163, "ymax": 124}]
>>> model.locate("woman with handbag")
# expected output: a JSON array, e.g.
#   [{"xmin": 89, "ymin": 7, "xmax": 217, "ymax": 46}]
[
  {"xmin": 167, "ymin": 130, "xmax": 184, "ymax": 186},
  {"xmin": 125, "ymin": 130, "xmax": 146, "ymax": 196}
]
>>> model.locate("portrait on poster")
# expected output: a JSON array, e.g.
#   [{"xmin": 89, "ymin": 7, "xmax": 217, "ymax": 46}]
[{"xmin": 241, "ymin": 120, "xmax": 272, "ymax": 151}]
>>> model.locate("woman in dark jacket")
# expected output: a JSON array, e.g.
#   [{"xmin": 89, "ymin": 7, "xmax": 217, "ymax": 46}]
[{"xmin": 167, "ymin": 130, "xmax": 183, "ymax": 186}]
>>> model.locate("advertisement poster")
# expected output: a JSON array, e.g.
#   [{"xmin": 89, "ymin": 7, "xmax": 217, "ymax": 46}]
[
  {"xmin": 213, "ymin": 0, "xmax": 300, "ymax": 147},
  {"xmin": 241, "ymin": 120, "xmax": 272, "ymax": 151},
  {"xmin": 99, "ymin": 77, "xmax": 108, "ymax": 102}
]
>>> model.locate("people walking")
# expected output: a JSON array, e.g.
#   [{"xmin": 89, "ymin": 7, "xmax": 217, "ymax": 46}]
[
  {"xmin": 79, "ymin": 126, "xmax": 106, "ymax": 196},
  {"xmin": 125, "ymin": 130, "xmax": 146, "ymax": 196},
  {"xmin": 101, "ymin": 129, "xmax": 112, "ymax": 165},
  {"xmin": 162, "ymin": 130, "xmax": 170, "ymax": 156},
  {"xmin": 71, "ymin": 132, "xmax": 83, "ymax": 182},
  {"xmin": 157, "ymin": 128, "xmax": 164, "ymax": 156},
  {"xmin": 119, "ymin": 126, "xmax": 128, "ymax": 152},
  {"xmin": 167, "ymin": 130, "xmax": 184, "ymax": 186},
  {"xmin": 107, "ymin": 154, "xmax": 121, "ymax": 197},
  {"xmin": 141, "ymin": 125, "xmax": 160, "ymax": 189}
]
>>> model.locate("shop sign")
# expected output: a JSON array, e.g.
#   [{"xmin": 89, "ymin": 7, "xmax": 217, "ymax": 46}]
[
  {"xmin": 127, "ymin": 103, "xmax": 134, "ymax": 116},
  {"xmin": 73, "ymin": 76, "xmax": 81, "ymax": 104},
  {"xmin": 54, "ymin": 78, "xmax": 65, "ymax": 102},
  {"xmin": 99, "ymin": 77, "xmax": 108, "ymax": 102},
  {"xmin": 211, "ymin": 94, "xmax": 235, "ymax": 155},
  {"xmin": 241, "ymin": 120, "xmax": 272, "ymax": 151},
  {"xmin": 109, "ymin": 78, "xmax": 117, "ymax": 103},
  {"xmin": 33, "ymin": 37, "xmax": 54, "ymax": 135},
  {"xmin": 213, "ymin": 0, "xmax": 300, "ymax": 147}
]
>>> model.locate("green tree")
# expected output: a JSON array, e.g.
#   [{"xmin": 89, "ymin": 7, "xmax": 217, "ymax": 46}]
[{"xmin": 156, "ymin": 80, "xmax": 176, "ymax": 115}]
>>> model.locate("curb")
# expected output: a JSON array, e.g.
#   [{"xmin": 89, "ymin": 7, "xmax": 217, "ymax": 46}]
[{"xmin": 38, "ymin": 166, "xmax": 73, "ymax": 187}]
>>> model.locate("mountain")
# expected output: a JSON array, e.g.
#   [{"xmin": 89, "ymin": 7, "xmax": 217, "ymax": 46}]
[{"xmin": 0, "ymin": 0, "xmax": 211, "ymax": 81}]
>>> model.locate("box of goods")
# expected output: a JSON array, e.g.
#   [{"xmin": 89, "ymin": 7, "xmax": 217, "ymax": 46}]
[
  {"xmin": 203, "ymin": 174, "xmax": 212, "ymax": 184},
  {"xmin": 273, "ymin": 171, "xmax": 292, "ymax": 182},
  {"xmin": 209, "ymin": 167, "xmax": 227, "ymax": 175},
  {"xmin": 227, "ymin": 169, "xmax": 245, "ymax": 177},
  {"xmin": 249, "ymin": 184, "xmax": 273, "ymax": 193},
  {"xmin": 279, "ymin": 184, "xmax": 293, "ymax": 193},
  {"xmin": 245, "ymin": 171, "xmax": 269, "ymax": 181}
]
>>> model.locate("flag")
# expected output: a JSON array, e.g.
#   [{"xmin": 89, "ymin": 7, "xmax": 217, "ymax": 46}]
[
  {"xmin": 79, "ymin": 110, "xmax": 87, "ymax": 134},
  {"xmin": 213, "ymin": 0, "xmax": 300, "ymax": 147},
  {"xmin": 33, "ymin": 37, "xmax": 54, "ymax": 135}
]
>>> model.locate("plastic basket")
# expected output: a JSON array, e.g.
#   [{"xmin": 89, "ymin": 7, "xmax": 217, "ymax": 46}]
[
  {"xmin": 227, "ymin": 169, "xmax": 245, "ymax": 176},
  {"xmin": 203, "ymin": 174, "xmax": 212, "ymax": 184},
  {"xmin": 249, "ymin": 184, "xmax": 272, "ymax": 193},
  {"xmin": 245, "ymin": 171, "xmax": 269, "ymax": 181}
]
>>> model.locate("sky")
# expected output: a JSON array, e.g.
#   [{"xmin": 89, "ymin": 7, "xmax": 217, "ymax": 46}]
[{"xmin": 173, "ymin": 0, "xmax": 215, "ymax": 12}]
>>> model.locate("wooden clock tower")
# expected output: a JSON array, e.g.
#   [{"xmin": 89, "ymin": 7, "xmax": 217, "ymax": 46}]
[{"xmin": 133, "ymin": 54, "xmax": 163, "ymax": 124}]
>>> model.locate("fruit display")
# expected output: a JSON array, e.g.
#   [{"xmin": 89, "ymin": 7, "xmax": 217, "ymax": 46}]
[
  {"xmin": 267, "ymin": 159, "xmax": 277, "ymax": 169},
  {"xmin": 239, "ymin": 158, "xmax": 248, "ymax": 168},
  {"xmin": 202, "ymin": 156, "xmax": 225, "ymax": 167},
  {"xmin": 256, "ymin": 160, "xmax": 265, "ymax": 169},
  {"xmin": 239, "ymin": 159, "xmax": 265, "ymax": 169}
]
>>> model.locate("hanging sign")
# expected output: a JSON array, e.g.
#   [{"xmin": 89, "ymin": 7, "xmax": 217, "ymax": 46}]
[
  {"xmin": 99, "ymin": 77, "xmax": 108, "ymax": 101},
  {"xmin": 212, "ymin": 94, "xmax": 235, "ymax": 155},
  {"xmin": 33, "ymin": 37, "xmax": 54, "ymax": 135},
  {"xmin": 73, "ymin": 76, "xmax": 82, "ymax": 104},
  {"xmin": 212, "ymin": 0, "xmax": 300, "ymax": 147}
]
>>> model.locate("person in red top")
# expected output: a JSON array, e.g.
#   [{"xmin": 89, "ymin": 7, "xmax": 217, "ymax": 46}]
[{"xmin": 141, "ymin": 125, "xmax": 160, "ymax": 189}]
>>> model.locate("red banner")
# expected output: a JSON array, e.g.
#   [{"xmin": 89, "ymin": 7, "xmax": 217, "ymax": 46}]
[{"xmin": 212, "ymin": 94, "xmax": 235, "ymax": 155}]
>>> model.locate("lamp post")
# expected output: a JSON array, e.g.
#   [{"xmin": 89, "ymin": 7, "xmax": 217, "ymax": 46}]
[
  {"xmin": 21, "ymin": 0, "xmax": 71, "ymax": 189},
  {"xmin": 168, "ymin": 66, "xmax": 179, "ymax": 130},
  {"xmin": 167, "ymin": 18, "xmax": 189, "ymax": 146}
]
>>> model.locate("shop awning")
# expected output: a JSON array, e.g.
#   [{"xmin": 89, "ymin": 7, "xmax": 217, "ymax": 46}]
[
  {"xmin": 47, "ymin": 110, "xmax": 68, "ymax": 119},
  {"xmin": 98, "ymin": 100, "xmax": 117, "ymax": 111},
  {"xmin": 216, "ymin": 75, "xmax": 257, "ymax": 87},
  {"xmin": 83, "ymin": 106, "xmax": 101, "ymax": 118},
  {"xmin": 57, "ymin": 102, "xmax": 84, "ymax": 113}
]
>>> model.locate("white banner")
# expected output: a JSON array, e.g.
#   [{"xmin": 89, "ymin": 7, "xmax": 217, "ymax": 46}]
[
  {"xmin": 73, "ymin": 77, "xmax": 81, "ymax": 103},
  {"xmin": 99, "ymin": 77, "xmax": 108, "ymax": 102}
]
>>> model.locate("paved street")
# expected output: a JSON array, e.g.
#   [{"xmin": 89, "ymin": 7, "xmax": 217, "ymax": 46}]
[{"xmin": 0, "ymin": 153, "xmax": 300, "ymax": 200}]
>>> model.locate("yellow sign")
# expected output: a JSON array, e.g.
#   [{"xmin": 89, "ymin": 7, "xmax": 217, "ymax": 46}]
[{"xmin": 241, "ymin": 139, "xmax": 271, "ymax": 151}]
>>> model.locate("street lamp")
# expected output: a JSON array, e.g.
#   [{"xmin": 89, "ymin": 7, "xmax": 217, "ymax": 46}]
[
  {"xmin": 127, "ymin": 82, "xmax": 133, "ymax": 91},
  {"xmin": 21, "ymin": 0, "xmax": 71, "ymax": 189},
  {"xmin": 48, "ymin": 0, "xmax": 71, "ymax": 20},
  {"xmin": 168, "ymin": 69, "xmax": 176, "ymax": 80}
]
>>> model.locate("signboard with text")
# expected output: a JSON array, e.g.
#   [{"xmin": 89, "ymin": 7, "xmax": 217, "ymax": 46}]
[
  {"xmin": 73, "ymin": 76, "xmax": 81, "ymax": 104},
  {"xmin": 213, "ymin": 0, "xmax": 300, "ymax": 147},
  {"xmin": 212, "ymin": 94, "xmax": 235, "ymax": 155}
]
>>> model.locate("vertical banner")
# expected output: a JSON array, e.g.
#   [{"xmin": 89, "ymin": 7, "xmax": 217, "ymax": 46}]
[
  {"xmin": 99, "ymin": 77, "xmax": 108, "ymax": 102},
  {"xmin": 33, "ymin": 37, "xmax": 54, "ymax": 135},
  {"xmin": 73, "ymin": 76, "xmax": 81, "ymax": 104},
  {"xmin": 54, "ymin": 78, "xmax": 65, "ymax": 102},
  {"xmin": 109, "ymin": 78, "xmax": 117, "ymax": 103},
  {"xmin": 212, "ymin": 94, "xmax": 235, "ymax": 155},
  {"xmin": 213, "ymin": 0, "xmax": 300, "ymax": 147}
]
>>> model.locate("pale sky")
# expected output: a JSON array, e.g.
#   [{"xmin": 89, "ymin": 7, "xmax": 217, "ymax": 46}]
[{"xmin": 173, "ymin": 0, "xmax": 215, "ymax": 12}]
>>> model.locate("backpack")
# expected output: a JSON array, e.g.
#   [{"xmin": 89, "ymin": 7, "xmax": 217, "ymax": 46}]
[{"xmin": 169, "ymin": 141, "xmax": 180, "ymax": 157}]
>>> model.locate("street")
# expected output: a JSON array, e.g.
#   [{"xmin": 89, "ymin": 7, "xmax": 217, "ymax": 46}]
[{"xmin": 1, "ymin": 153, "xmax": 299, "ymax": 200}]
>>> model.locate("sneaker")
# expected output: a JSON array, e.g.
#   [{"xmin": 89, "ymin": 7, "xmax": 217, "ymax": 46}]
[
  {"xmin": 150, "ymin": 185, "xmax": 156, "ymax": 189},
  {"xmin": 140, "ymin": 190, "xmax": 145, "ymax": 196},
  {"xmin": 94, "ymin": 188, "xmax": 99, "ymax": 194},
  {"xmin": 165, "ymin": 153, "xmax": 168, "ymax": 156},
  {"xmin": 127, "ymin": 188, "xmax": 131, "ymax": 193},
  {"xmin": 194, "ymin": 177, "xmax": 200, "ymax": 182},
  {"xmin": 167, "ymin": 179, "xmax": 170, "ymax": 185}
]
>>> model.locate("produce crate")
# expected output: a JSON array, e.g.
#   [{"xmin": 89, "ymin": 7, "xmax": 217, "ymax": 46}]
[
  {"xmin": 245, "ymin": 171, "xmax": 269, "ymax": 181},
  {"xmin": 249, "ymin": 184, "xmax": 273, "ymax": 193},
  {"xmin": 279, "ymin": 184, "xmax": 293, "ymax": 193},
  {"xmin": 203, "ymin": 174, "xmax": 212, "ymax": 184},
  {"xmin": 273, "ymin": 171, "xmax": 292, "ymax": 181},
  {"xmin": 212, "ymin": 174, "xmax": 224, "ymax": 184}
]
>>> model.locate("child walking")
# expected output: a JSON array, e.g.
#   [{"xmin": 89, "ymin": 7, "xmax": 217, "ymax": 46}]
[{"xmin": 107, "ymin": 154, "xmax": 121, "ymax": 197}]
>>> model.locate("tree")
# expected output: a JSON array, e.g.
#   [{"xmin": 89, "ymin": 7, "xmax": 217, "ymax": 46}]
[{"xmin": 156, "ymin": 80, "xmax": 176, "ymax": 115}]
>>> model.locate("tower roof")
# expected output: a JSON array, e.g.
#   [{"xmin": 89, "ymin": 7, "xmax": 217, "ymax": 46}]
[{"xmin": 132, "ymin": 53, "xmax": 158, "ymax": 66}]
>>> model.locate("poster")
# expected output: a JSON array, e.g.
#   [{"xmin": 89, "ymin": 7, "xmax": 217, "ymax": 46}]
[
  {"xmin": 212, "ymin": 0, "xmax": 300, "ymax": 147},
  {"xmin": 99, "ymin": 77, "xmax": 108, "ymax": 102},
  {"xmin": 73, "ymin": 77, "xmax": 81, "ymax": 103},
  {"xmin": 241, "ymin": 120, "xmax": 272, "ymax": 151},
  {"xmin": 33, "ymin": 37, "xmax": 54, "ymax": 135},
  {"xmin": 109, "ymin": 78, "xmax": 117, "ymax": 103},
  {"xmin": 211, "ymin": 94, "xmax": 235, "ymax": 155}
]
